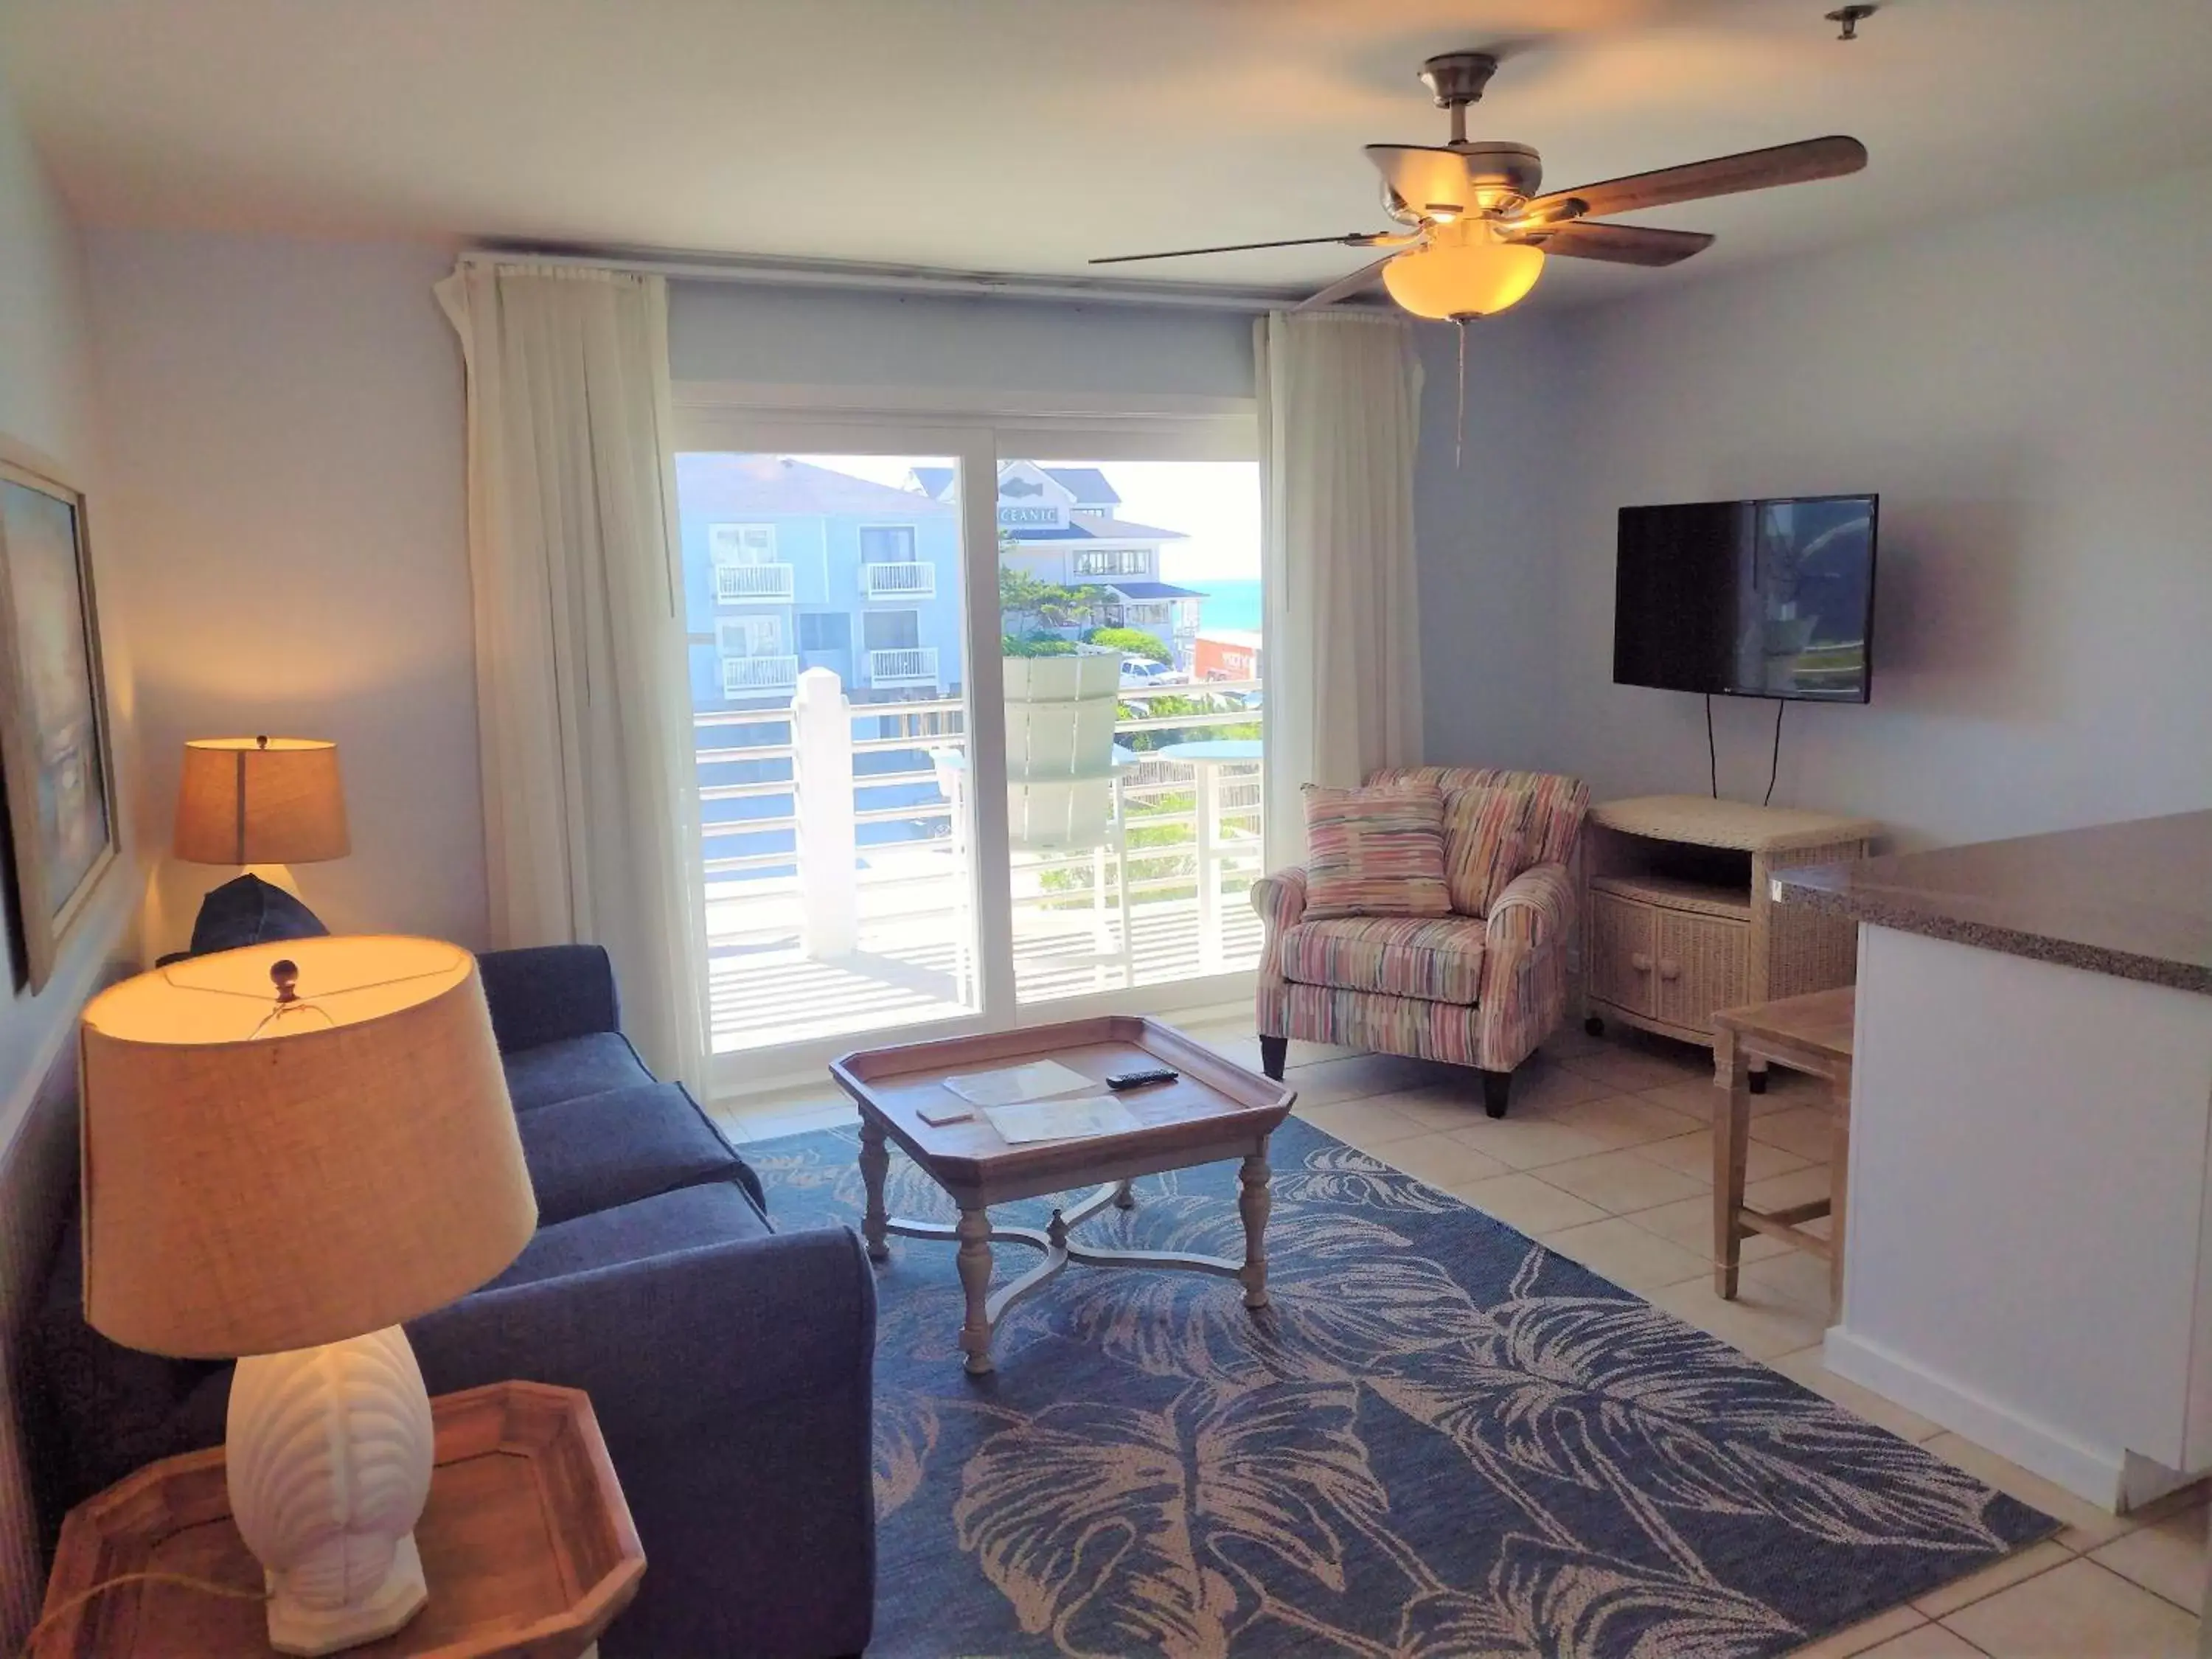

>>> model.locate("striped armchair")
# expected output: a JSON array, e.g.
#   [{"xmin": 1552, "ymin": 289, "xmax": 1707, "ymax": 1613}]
[{"xmin": 1251, "ymin": 767, "xmax": 1590, "ymax": 1118}]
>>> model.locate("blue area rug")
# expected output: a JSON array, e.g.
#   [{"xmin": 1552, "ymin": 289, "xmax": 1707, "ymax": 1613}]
[{"xmin": 751, "ymin": 1116, "xmax": 2054, "ymax": 1658}]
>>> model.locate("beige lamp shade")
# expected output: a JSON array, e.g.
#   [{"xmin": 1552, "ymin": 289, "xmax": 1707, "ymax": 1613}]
[
  {"xmin": 79, "ymin": 936, "xmax": 537, "ymax": 1358},
  {"xmin": 175, "ymin": 737, "xmax": 349, "ymax": 865}
]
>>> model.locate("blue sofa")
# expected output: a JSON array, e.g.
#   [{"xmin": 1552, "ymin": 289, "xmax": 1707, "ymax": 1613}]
[{"xmin": 30, "ymin": 933, "xmax": 877, "ymax": 1658}]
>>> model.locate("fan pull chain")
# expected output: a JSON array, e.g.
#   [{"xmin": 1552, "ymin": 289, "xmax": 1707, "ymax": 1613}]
[{"xmin": 1455, "ymin": 317, "xmax": 1469, "ymax": 470}]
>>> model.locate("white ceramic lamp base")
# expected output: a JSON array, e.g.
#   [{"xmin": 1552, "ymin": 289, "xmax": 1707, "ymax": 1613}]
[{"xmin": 226, "ymin": 1325, "xmax": 435, "ymax": 1657}]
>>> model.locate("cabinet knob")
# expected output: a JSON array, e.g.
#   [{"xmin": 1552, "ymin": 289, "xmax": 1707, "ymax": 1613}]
[
  {"xmin": 1658, "ymin": 959, "xmax": 1681, "ymax": 981},
  {"xmin": 1630, "ymin": 952, "xmax": 1653, "ymax": 973}
]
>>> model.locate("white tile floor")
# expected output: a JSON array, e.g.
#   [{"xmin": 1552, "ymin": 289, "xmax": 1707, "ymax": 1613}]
[{"xmin": 713, "ymin": 1013, "xmax": 2208, "ymax": 1658}]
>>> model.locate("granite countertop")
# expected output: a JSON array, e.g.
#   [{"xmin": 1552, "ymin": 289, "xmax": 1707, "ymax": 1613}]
[{"xmin": 1775, "ymin": 810, "xmax": 2212, "ymax": 995}]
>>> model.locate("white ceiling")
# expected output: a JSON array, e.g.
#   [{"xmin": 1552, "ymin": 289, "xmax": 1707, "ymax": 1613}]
[{"xmin": 7, "ymin": 0, "xmax": 2212, "ymax": 306}]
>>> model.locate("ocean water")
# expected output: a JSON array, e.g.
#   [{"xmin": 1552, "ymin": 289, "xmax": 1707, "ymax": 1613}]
[{"xmin": 1186, "ymin": 577, "xmax": 1262, "ymax": 633}]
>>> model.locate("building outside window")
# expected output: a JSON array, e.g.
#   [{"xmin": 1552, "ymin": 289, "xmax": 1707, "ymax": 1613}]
[
  {"xmin": 711, "ymin": 524, "xmax": 777, "ymax": 564},
  {"xmin": 717, "ymin": 615, "xmax": 783, "ymax": 657},
  {"xmin": 861, "ymin": 610, "xmax": 921, "ymax": 653},
  {"xmin": 710, "ymin": 523, "xmax": 792, "ymax": 602},
  {"xmin": 858, "ymin": 526, "xmax": 917, "ymax": 561},
  {"xmin": 1074, "ymin": 548, "xmax": 1151, "ymax": 577}
]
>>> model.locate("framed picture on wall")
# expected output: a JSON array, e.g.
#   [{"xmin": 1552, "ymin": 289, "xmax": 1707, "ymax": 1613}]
[{"xmin": 0, "ymin": 442, "xmax": 118, "ymax": 992}]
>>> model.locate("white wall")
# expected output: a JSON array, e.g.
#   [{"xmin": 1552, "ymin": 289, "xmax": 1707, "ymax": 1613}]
[
  {"xmin": 0, "ymin": 76, "xmax": 139, "ymax": 1125},
  {"xmin": 1422, "ymin": 165, "xmax": 2212, "ymax": 849},
  {"xmin": 1413, "ymin": 312, "xmax": 1573, "ymax": 774},
  {"xmin": 85, "ymin": 229, "xmax": 487, "ymax": 949},
  {"xmin": 669, "ymin": 281, "xmax": 1256, "ymax": 401},
  {"xmin": 0, "ymin": 70, "xmax": 142, "ymax": 1652}
]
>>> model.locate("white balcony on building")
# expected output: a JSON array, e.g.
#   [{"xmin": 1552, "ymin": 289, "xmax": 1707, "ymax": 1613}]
[
  {"xmin": 866, "ymin": 646, "xmax": 939, "ymax": 686},
  {"xmin": 860, "ymin": 562, "xmax": 935, "ymax": 600},
  {"xmin": 714, "ymin": 562, "xmax": 795, "ymax": 602},
  {"xmin": 720, "ymin": 654, "xmax": 801, "ymax": 697}
]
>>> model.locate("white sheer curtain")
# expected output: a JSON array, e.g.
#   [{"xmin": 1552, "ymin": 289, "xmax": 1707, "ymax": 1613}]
[
  {"xmin": 1256, "ymin": 310, "xmax": 1426, "ymax": 865},
  {"xmin": 435, "ymin": 262, "xmax": 708, "ymax": 1092}
]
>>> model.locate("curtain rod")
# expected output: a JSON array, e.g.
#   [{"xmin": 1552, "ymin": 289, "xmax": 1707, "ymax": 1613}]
[{"xmin": 456, "ymin": 245, "xmax": 1319, "ymax": 313}]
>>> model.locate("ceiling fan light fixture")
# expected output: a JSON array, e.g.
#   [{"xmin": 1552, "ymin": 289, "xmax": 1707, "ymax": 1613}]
[{"xmin": 1381, "ymin": 220, "xmax": 1545, "ymax": 321}]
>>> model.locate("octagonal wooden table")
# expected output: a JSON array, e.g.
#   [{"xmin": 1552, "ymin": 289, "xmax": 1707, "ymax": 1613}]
[
  {"xmin": 37, "ymin": 1380, "xmax": 642, "ymax": 1658},
  {"xmin": 832, "ymin": 1014, "xmax": 1296, "ymax": 1376}
]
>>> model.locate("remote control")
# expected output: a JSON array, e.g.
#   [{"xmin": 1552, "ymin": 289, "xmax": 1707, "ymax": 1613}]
[{"xmin": 1105, "ymin": 1068, "xmax": 1179, "ymax": 1091}]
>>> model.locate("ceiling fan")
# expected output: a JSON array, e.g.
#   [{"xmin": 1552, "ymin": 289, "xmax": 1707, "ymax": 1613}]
[{"xmin": 1092, "ymin": 50, "xmax": 1868, "ymax": 323}]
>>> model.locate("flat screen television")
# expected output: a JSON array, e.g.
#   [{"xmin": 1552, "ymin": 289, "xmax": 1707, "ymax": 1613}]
[{"xmin": 1613, "ymin": 494, "xmax": 1879, "ymax": 703}]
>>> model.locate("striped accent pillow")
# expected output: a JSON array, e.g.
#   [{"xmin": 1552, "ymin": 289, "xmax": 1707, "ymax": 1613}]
[
  {"xmin": 1440, "ymin": 785, "xmax": 1536, "ymax": 917},
  {"xmin": 1301, "ymin": 783, "xmax": 1452, "ymax": 920}
]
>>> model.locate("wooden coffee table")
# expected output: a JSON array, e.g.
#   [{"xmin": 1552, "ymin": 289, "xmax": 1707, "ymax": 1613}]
[{"xmin": 831, "ymin": 1015, "xmax": 1295, "ymax": 1375}]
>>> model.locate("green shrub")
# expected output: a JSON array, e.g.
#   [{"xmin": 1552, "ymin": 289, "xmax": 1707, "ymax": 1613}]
[
  {"xmin": 1084, "ymin": 626, "xmax": 1170, "ymax": 664},
  {"xmin": 1002, "ymin": 635, "xmax": 1078, "ymax": 658},
  {"xmin": 999, "ymin": 560, "xmax": 1102, "ymax": 633}
]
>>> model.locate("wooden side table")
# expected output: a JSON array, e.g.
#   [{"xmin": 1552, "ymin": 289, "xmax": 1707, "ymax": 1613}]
[
  {"xmin": 1711, "ymin": 987, "xmax": 1856, "ymax": 1320},
  {"xmin": 36, "ymin": 1381, "xmax": 643, "ymax": 1658}
]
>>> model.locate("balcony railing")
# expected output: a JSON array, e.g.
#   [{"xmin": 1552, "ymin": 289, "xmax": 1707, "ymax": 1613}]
[
  {"xmin": 866, "ymin": 647, "xmax": 939, "ymax": 685},
  {"xmin": 861, "ymin": 562, "xmax": 935, "ymax": 600},
  {"xmin": 720, "ymin": 654, "xmax": 800, "ymax": 697},
  {"xmin": 693, "ymin": 679, "xmax": 1267, "ymax": 1051},
  {"xmin": 715, "ymin": 562, "xmax": 795, "ymax": 602}
]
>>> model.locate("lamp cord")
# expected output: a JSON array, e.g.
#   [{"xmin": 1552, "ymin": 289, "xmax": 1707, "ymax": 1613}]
[
  {"xmin": 19, "ymin": 1572, "xmax": 267, "ymax": 1657},
  {"xmin": 1705, "ymin": 694, "xmax": 1718, "ymax": 799},
  {"xmin": 1763, "ymin": 700, "xmax": 1787, "ymax": 807}
]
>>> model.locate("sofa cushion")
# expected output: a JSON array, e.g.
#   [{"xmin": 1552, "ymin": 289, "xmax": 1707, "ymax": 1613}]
[
  {"xmin": 28, "ymin": 1220, "xmax": 226, "ymax": 1520},
  {"xmin": 1280, "ymin": 914, "xmax": 1489, "ymax": 1005},
  {"xmin": 490, "ymin": 1182, "xmax": 773, "ymax": 1290},
  {"xmin": 518, "ymin": 1082, "xmax": 750, "ymax": 1226},
  {"xmin": 503, "ymin": 1032, "xmax": 656, "ymax": 1112},
  {"xmin": 1439, "ymin": 784, "xmax": 1536, "ymax": 917},
  {"xmin": 1301, "ymin": 782, "xmax": 1452, "ymax": 921},
  {"xmin": 187, "ymin": 873, "xmax": 330, "ymax": 956}
]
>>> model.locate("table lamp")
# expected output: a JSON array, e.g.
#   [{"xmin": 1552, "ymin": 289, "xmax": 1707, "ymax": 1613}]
[
  {"xmin": 175, "ymin": 734, "xmax": 349, "ymax": 891},
  {"xmin": 78, "ymin": 936, "xmax": 538, "ymax": 1655}
]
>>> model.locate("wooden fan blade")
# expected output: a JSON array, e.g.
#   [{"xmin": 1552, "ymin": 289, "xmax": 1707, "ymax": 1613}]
[
  {"xmin": 1293, "ymin": 254, "xmax": 1397, "ymax": 312},
  {"xmin": 1090, "ymin": 232, "xmax": 1397, "ymax": 266},
  {"xmin": 1516, "ymin": 220, "xmax": 1715, "ymax": 267},
  {"xmin": 1521, "ymin": 135, "xmax": 1866, "ymax": 223}
]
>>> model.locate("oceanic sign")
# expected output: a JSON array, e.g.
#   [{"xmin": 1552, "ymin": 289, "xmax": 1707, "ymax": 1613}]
[{"xmin": 998, "ymin": 504, "xmax": 1068, "ymax": 529}]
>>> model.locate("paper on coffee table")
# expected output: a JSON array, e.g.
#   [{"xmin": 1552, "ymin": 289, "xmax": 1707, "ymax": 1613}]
[
  {"xmin": 941, "ymin": 1058, "xmax": 1094, "ymax": 1109},
  {"xmin": 982, "ymin": 1096, "xmax": 1144, "ymax": 1145}
]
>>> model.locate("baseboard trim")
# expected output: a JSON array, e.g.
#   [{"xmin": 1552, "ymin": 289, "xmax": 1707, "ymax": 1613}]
[{"xmin": 1823, "ymin": 1326, "xmax": 2126, "ymax": 1509}]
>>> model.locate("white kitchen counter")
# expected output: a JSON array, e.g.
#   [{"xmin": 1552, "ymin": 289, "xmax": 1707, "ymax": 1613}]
[{"xmin": 1777, "ymin": 812, "xmax": 2212, "ymax": 1512}]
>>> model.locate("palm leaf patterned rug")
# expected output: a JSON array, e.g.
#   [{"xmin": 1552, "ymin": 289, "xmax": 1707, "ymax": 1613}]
[{"xmin": 751, "ymin": 1116, "xmax": 2054, "ymax": 1658}]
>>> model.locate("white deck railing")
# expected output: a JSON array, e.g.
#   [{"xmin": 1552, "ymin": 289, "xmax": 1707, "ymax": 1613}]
[
  {"xmin": 866, "ymin": 647, "xmax": 939, "ymax": 685},
  {"xmin": 694, "ymin": 674, "xmax": 1264, "ymax": 1042},
  {"xmin": 720, "ymin": 655, "xmax": 800, "ymax": 697},
  {"xmin": 860, "ymin": 562, "xmax": 935, "ymax": 599},
  {"xmin": 714, "ymin": 562, "xmax": 795, "ymax": 602}
]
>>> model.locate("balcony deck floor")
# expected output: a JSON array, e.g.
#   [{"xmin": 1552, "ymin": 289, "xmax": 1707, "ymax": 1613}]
[{"xmin": 709, "ymin": 896, "xmax": 1264, "ymax": 1051}]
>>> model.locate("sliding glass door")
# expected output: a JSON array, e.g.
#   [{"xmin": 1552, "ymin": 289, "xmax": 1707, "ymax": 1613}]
[
  {"xmin": 992, "ymin": 458, "xmax": 1266, "ymax": 1004},
  {"xmin": 672, "ymin": 445, "xmax": 991, "ymax": 1061},
  {"xmin": 672, "ymin": 414, "xmax": 1262, "ymax": 1092}
]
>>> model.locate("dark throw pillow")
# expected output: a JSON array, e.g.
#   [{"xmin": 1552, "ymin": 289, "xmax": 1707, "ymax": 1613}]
[{"xmin": 187, "ymin": 873, "xmax": 330, "ymax": 957}]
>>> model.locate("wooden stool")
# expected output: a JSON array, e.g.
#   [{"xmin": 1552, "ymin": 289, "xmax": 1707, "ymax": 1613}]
[{"xmin": 1711, "ymin": 986, "xmax": 1855, "ymax": 1320}]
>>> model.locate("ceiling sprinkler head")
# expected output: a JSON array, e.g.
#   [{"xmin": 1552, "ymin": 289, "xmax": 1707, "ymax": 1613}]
[{"xmin": 1824, "ymin": 4, "xmax": 1877, "ymax": 40}]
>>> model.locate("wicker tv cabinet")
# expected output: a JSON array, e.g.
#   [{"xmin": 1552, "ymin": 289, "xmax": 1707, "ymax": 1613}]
[{"xmin": 1581, "ymin": 796, "xmax": 1877, "ymax": 1089}]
